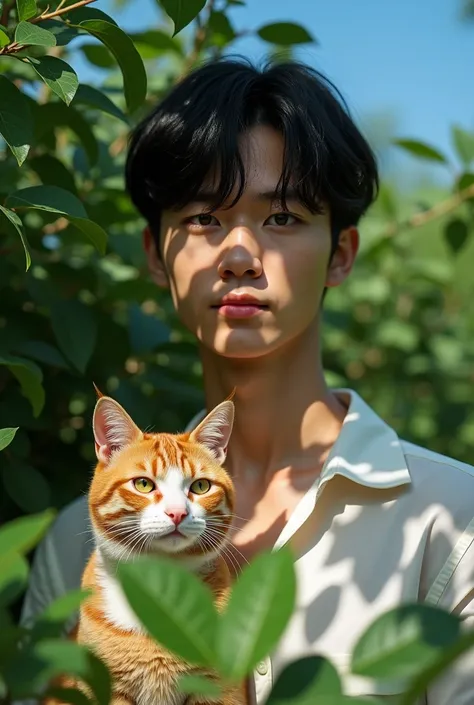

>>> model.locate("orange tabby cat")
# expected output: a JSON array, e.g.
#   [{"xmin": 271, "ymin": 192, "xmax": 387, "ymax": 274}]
[{"xmin": 54, "ymin": 394, "xmax": 245, "ymax": 705}]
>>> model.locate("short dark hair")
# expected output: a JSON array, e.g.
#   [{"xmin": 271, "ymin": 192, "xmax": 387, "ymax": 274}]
[{"xmin": 125, "ymin": 58, "xmax": 379, "ymax": 253}]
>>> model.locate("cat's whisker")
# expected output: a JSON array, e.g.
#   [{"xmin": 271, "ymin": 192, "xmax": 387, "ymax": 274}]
[
  {"xmin": 204, "ymin": 527, "xmax": 250, "ymax": 568},
  {"xmin": 200, "ymin": 531, "xmax": 243, "ymax": 576}
]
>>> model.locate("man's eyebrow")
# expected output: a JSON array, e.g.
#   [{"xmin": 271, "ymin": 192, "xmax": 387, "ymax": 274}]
[{"xmin": 189, "ymin": 188, "xmax": 300, "ymax": 204}]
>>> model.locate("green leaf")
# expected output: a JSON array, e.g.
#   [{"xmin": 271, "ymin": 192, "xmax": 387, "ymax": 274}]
[
  {"xmin": 73, "ymin": 83, "xmax": 129, "ymax": 124},
  {"xmin": 351, "ymin": 603, "xmax": 461, "ymax": 680},
  {"xmin": 0, "ymin": 428, "xmax": 19, "ymax": 451},
  {"xmin": 394, "ymin": 139, "xmax": 448, "ymax": 164},
  {"xmin": 208, "ymin": 10, "xmax": 235, "ymax": 45},
  {"xmin": 26, "ymin": 55, "xmax": 78, "ymax": 105},
  {"xmin": 257, "ymin": 22, "xmax": 314, "ymax": 45},
  {"xmin": 5, "ymin": 185, "xmax": 107, "ymax": 253},
  {"xmin": 3, "ymin": 462, "xmax": 51, "ymax": 513},
  {"xmin": 0, "ymin": 509, "xmax": 55, "ymax": 557},
  {"xmin": 15, "ymin": 20, "xmax": 56, "ymax": 47},
  {"xmin": 67, "ymin": 6, "xmax": 119, "ymax": 26},
  {"xmin": 444, "ymin": 218, "xmax": 469, "ymax": 254},
  {"xmin": 16, "ymin": 0, "xmax": 37, "ymax": 21},
  {"xmin": 216, "ymin": 548, "xmax": 296, "ymax": 680},
  {"xmin": 118, "ymin": 556, "xmax": 218, "ymax": 667},
  {"xmin": 81, "ymin": 42, "xmax": 115, "ymax": 67},
  {"xmin": 158, "ymin": 0, "xmax": 207, "ymax": 35},
  {"xmin": 0, "ymin": 552, "xmax": 28, "ymax": 606},
  {"xmin": 177, "ymin": 674, "xmax": 222, "ymax": 699},
  {"xmin": 0, "ymin": 75, "xmax": 34, "ymax": 166},
  {"xmin": 451, "ymin": 125, "xmax": 474, "ymax": 166},
  {"xmin": 14, "ymin": 340, "xmax": 69, "ymax": 369},
  {"xmin": 0, "ymin": 27, "xmax": 9, "ymax": 46},
  {"xmin": 0, "ymin": 205, "xmax": 30, "ymax": 270},
  {"xmin": 30, "ymin": 589, "xmax": 91, "ymax": 641},
  {"xmin": 28, "ymin": 154, "xmax": 78, "ymax": 196},
  {"xmin": 5, "ymin": 639, "xmax": 111, "ymax": 704},
  {"xmin": 50, "ymin": 301, "xmax": 97, "ymax": 374},
  {"xmin": 457, "ymin": 172, "xmax": 474, "ymax": 192},
  {"xmin": 34, "ymin": 102, "xmax": 98, "ymax": 166},
  {"xmin": 38, "ymin": 19, "xmax": 79, "ymax": 46},
  {"xmin": 129, "ymin": 303, "xmax": 170, "ymax": 354},
  {"xmin": 266, "ymin": 656, "xmax": 342, "ymax": 705},
  {"xmin": 74, "ymin": 20, "xmax": 146, "ymax": 114},
  {"xmin": 0, "ymin": 354, "xmax": 45, "ymax": 417},
  {"xmin": 129, "ymin": 29, "xmax": 183, "ymax": 57}
]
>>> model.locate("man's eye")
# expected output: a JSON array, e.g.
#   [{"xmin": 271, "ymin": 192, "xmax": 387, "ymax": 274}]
[
  {"xmin": 188, "ymin": 214, "xmax": 219, "ymax": 227},
  {"xmin": 266, "ymin": 213, "xmax": 298, "ymax": 226}
]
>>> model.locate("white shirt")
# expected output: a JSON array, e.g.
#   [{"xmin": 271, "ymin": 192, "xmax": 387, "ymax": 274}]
[{"xmin": 20, "ymin": 390, "xmax": 474, "ymax": 704}]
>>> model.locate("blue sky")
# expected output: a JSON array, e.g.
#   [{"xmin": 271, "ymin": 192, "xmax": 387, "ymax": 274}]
[{"xmin": 71, "ymin": 0, "xmax": 474, "ymax": 183}]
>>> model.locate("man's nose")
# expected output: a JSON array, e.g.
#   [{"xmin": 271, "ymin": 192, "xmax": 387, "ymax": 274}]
[{"xmin": 217, "ymin": 227, "xmax": 263, "ymax": 280}]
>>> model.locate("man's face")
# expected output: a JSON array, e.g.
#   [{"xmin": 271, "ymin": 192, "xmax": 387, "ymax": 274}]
[{"xmin": 144, "ymin": 125, "xmax": 358, "ymax": 360}]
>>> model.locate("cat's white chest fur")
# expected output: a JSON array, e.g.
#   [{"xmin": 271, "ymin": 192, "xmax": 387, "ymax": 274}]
[{"xmin": 96, "ymin": 553, "xmax": 144, "ymax": 633}]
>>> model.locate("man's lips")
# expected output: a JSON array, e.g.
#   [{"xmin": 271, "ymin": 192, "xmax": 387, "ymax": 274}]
[{"xmin": 212, "ymin": 300, "xmax": 269, "ymax": 319}]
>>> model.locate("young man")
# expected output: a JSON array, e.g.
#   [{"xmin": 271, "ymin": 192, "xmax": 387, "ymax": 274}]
[{"xmin": 22, "ymin": 59, "xmax": 474, "ymax": 703}]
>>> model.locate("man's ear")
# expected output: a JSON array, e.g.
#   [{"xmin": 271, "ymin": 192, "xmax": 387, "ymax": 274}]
[
  {"xmin": 143, "ymin": 225, "xmax": 169, "ymax": 288},
  {"xmin": 325, "ymin": 226, "xmax": 359, "ymax": 288}
]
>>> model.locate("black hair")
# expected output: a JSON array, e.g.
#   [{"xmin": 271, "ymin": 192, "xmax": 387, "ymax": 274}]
[{"xmin": 125, "ymin": 57, "xmax": 379, "ymax": 254}]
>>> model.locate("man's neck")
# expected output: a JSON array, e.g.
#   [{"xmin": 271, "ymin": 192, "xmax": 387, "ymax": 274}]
[{"xmin": 199, "ymin": 323, "xmax": 347, "ymax": 484}]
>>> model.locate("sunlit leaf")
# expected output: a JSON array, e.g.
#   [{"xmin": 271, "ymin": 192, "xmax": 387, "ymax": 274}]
[
  {"xmin": 0, "ymin": 26, "xmax": 10, "ymax": 46},
  {"xmin": 26, "ymin": 55, "xmax": 78, "ymax": 105},
  {"xmin": 451, "ymin": 125, "xmax": 474, "ymax": 166},
  {"xmin": 16, "ymin": 0, "xmax": 37, "ymax": 21},
  {"xmin": 157, "ymin": 0, "xmax": 206, "ymax": 35},
  {"xmin": 0, "ymin": 205, "xmax": 30, "ymax": 270},
  {"xmin": 257, "ymin": 22, "xmax": 314, "ymax": 45},
  {"xmin": 0, "ymin": 75, "xmax": 34, "ymax": 165},
  {"xmin": 0, "ymin": 509, "xmax": 55, "ymax": 557},
  {"xmin": 0, "ymin": 427, "xmax": 19, "ymax": 452},
  {"xmin": 393, "ymin": 139, "xmax": 448, "ymax": 164},
  {"xmin": 15, "ymin": 20, "xmax": 56, "ymax": 47}
]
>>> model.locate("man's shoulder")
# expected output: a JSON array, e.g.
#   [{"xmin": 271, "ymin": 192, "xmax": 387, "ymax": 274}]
[{"xmin": 51, "ymin": 494, "xmax": 89, "ymax": 538}]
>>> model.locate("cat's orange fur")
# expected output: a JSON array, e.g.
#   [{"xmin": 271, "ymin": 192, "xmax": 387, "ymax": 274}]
[{"xmin": 46, "ymin": 395, "xmax": 246, "ymax": 705}]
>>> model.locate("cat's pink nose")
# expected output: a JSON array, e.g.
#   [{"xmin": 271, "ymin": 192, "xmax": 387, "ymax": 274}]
[{"xmin": 165, "ymin": 508, "xmax": 188, "ymax": 526}]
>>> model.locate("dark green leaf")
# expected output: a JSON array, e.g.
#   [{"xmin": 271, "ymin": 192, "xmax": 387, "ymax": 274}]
[
  {"xmin": 81, "ymin": 43, "xmax": 115, "ymax": 68},
  {"xmin": 208, "ymin": 10, "xmax": 235, "ymax": 44},
  {"xmin": 257, "ymin": 22, "xmax": 314, "ymax": 46},
  {"xmin": 267, "ymin": 656, "xmax": 342, "ymax": 705},
  {"xmin": 444, "ymin": 218, "xmax": 469, "ymax": 254},
  {"xmin": 3, "ymin": 462, "xmax": 51, "ymax": 513},
  {"xmin": 34, "ymin": 102, "xmax": 98, "ymax": 166},
  {"xmin": 0, "ymin": 553, "xmax": 28, "ymax": 606},
  {"xmin": 74, "ymin": 20, "xmax": 146, "ymax": 113},
  {"xmin": 351, "ymin": 603, "xmax": 461, "ymax": 680},
  {"xmin": 0, "ymin": 509, "xmax": 55, "ymax": 557},
  {"xmin": 6, "ymin": 185, "xmax": 107, "ymax": 253},
  {"xmin": 5, "ymin": 639, "xmax": 111, "ymax": 704},
  {"xmin": 0, "ymin": 75, "xmax": 34, "ymax": 165},
  {"xmin": 0, "ymin": 205, "xmax": 30, "ymax": 270},
  {"xmin": 118, "ymin": 556, "xmax": 218, "ymax": 667},
  {"xmin": 457, "ymin": 172, "xmax": 474, "ymax": 192},
  {"xmin": 129, "ymin": 303, "xmax": 170, "ymax": 354},
  {"xmin": 26, "ymin": 55, "xmax": 78, "ymax": 105},
  {"xmin": 14, "ymin": 340, "xmax": 69, "ymax": 369},
  {"xmin": 129, "ymin": 29, "xmax": 183, "ymax": 56},
  {"xmin": 28, "ymin": 154, "xmax": 78, "ymax": 196},
  {"xmin": 38, "ymin": 19, "xmax": 79, "ymax": 46},
  {"xmin": 216, "ymin": 548, "xmax": 296, "ymax": 679},
  {"xmin": 452, "ymin": 125, "xmax": 474, "ymax": 166},
  {"xmin": 158, "ymin": 0, "xmax": 206, "ymax": 35},
  {"xmin": 30, "ymin": 589, "xmax": 91, "ymax": 641},
  {"xmin": 50, "ymin": 300, "xmax": 97, "ymax": 374},
  {"xmin": 67, "ymin": 6, "xmax": 118, "ymax": 26},
  {"xmin": 73, "ymin": 83, "xmax": 129, "ymax": 124},
  {"xmin": 0, "ymin": 27, "xmax": 10, "ymax": 46},
  {"xmin": 177, "ymin": 674, "xmax": 222, "ymax": 698},
  {"xmin": 16, "ymin": 0, "xmax": 37, "ymax": 21},
  {"xmin": 394, "ymin": 139, "xmax": 448, "ymax": 164},
  {"xmin": 0, "ymin": 428, "xmax": 19, "ymax": 451},
  {"xmin": 15, "ymin": 20, "xmax": 56, "ymax": 47},
  {"xmin": 0, "ymin": 354, "xmax": 45, "ymax": 417}
]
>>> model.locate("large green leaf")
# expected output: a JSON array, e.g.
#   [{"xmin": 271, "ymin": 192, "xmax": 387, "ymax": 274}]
[
  {"xmin": 38, "ymin": 19, "xmax": 79, "ymax": 46},
  {"xmin": 216, "ymin": 548, "xmax": 296, "ymax": 680},
  {"xmin": 0, "ymin": 552, "xmax": 28, "ymax": 606},
  {"xmin": 16, "ymin": 0, "xmax": 36, "ymax": 21},
  {"xmin": 208, "ymin": 10, "xmax": 236, "ymax": 46},
  {"xmin": 0, "ymin": 428, "xmax": 19, "ymax": 451},
  {"xmin": 0, "ymin": 509, "xmax": 55, "ymax": 557},
  {"xmin": 0, "ymin": 205, "xmax": 30, "ymax": 270},
  {"xmin": 73, "ymin": 83, "xmax": 129, "ymax": 124},
  {"xmin": 28, "ymin": 154, "xmax": 78, "ymax": 195},
  {"xmin": 0, "ymin": 354, "xmax": 45, "ymax": 417},
  {"xmin": 26, "ymin": 55, "xmax": 78, "ymax": 105},
  {"xmin": 5, "ymin": 185, "xmax": 107, "ymax": 253},
  {"xmin": 129, "ymin": 29, "xmax": 183, "ymax": 57},
  {"xmin": 80, "ymin": 42, "xmax": 115, "ymax": 67},
  {"xmin": 0, "ymin": 75, "xmax": 34, "ymax": 166},
  {"xmin": 118, "ymin": 556, "xmax": 218, "ymax": 667},
  {"xmin": 157, "ymin": 0, "xmax": 206, "ymax": 35},
  {"xmin": 67, "ymin": 6, "xmax": 119, "ymax": 26},
  {"xmin": 351, "ymin": 603, "xmax": 461, "ymax": 680},
  {"xmin": 74, "ymin": 20, "xmax": 146, "ymax": 114},
  {"xmin": 177, "ymin": 674, "xmax": 222, "ymax": 699},
  {"xmin": 444, "ymin": 218, "xmax": 469, "ymax": 254},
  {"xmin": 50, "ymin": 300, "xmax": 98, "ymax": 374},
  {"xmin": 3, "ymin": 462, "xmax": 51, "ymax": 513},
  {"xmin": 452, "ymin": 125, "xmax": 474, "ymax": 166},
  {"xmin": 393, "ymin": 139, "xmax": 448, "ymax": 164},
  {"xmin": 15, "ymin": 20, "xmax": 56, "ymax": 47},
  {"xmin": 5, "ymin": 639, "xmax": 111, "ymax": 704},
  {"xmin": 34, "ymin": 102, "xmax": 98, "ymax": 166},
  {"xmin": 257, "ymin": 22, "xmax": 314, "ymax": 45},
  {"xmin": 266, "ymin": 656, "xmax": 342, "ymax": 705},
  {"xmin": 0, "ymin": 27, "xmax": 10, "ymax": 47}
]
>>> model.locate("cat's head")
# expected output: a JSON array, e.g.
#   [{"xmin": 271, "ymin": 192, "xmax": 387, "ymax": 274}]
[{"xmin": 89, "ymin": 395, "xmax": 235, "ymax": 567}]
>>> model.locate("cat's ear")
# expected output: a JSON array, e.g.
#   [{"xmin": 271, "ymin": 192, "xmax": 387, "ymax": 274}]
[
  {"xmin": 190, "ymin": 400, "xmax": 234, "ymax": 465},
  {"xmin": 93, "ymin": 397, "xmax": 142, "ymax": 465}
]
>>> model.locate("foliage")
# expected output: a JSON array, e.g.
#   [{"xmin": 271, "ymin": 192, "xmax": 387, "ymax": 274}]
[{"xmin": 1, "ymin": 0, "xmax": 474, "ymax": 702}]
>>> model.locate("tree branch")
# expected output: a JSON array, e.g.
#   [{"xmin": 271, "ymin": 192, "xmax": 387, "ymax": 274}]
[{"xmin": 31, "ymin": 0, "xmax": 97, "ymax": 23}]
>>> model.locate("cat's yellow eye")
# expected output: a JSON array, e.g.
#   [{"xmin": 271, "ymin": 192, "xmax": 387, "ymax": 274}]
[
  {"xmin": 190, "ymin": 478, "xmax": 211, "ymax": 495},
  {"xmin": 133, "ymin": 477, "xmax": 155, "ymax": 494}
]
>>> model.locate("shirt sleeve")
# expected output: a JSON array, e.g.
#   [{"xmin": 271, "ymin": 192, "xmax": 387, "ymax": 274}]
[
  {"xmin": 426, "ymin": 518, "xmax": 474, "ymax": 705},
  {"xmin": 20, "ymin": 496, "xmax": 92, "ymax": 634}
]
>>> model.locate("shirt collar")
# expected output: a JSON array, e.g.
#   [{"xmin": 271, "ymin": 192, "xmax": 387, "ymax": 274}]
[{"xmin": 185, "ymin": 388, "xmax": 412, "ymax": 490}]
